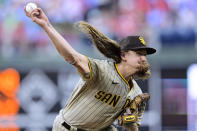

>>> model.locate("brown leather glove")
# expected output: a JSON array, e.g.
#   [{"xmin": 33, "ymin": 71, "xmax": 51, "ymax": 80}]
[{"xmin": 118, "ymin": 93, "xmax": 150, "ymax": 128}]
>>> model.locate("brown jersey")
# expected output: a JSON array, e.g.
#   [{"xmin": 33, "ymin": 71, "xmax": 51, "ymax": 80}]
[{"xmin": 61, "ymin": 57, "xmax": 144, "ymax": 130}]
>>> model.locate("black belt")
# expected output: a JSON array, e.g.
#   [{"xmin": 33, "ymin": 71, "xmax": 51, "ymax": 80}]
[{"xmin": 62, "ymin": 121, "xmax": 86, "ymax": 131}]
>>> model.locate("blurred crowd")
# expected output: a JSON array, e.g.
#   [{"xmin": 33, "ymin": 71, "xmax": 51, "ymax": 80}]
[{"xmin": 1, "ymin": 0, "xmax": 197, "ymax": 59}]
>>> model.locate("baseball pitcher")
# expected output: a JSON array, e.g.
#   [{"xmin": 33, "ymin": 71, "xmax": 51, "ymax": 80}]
[{"xmin": 24, "ymin": 5, "xmax": 156, "ymax": 131}]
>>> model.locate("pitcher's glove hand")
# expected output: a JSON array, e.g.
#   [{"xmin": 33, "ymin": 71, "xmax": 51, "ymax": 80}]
[{"xmin": 118, "ymin": 93, "xmax": 150, "ymax": 126}]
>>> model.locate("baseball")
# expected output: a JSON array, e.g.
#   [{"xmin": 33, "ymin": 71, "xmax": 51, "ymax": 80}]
[{"xmin": 25, "ymin": 2, "xmax": 37, "ymax": 13}]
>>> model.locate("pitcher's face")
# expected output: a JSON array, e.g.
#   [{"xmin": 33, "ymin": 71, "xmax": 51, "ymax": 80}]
[{"xmin": 122, "ymin": 50, "xmax": 151, "ymax": 79}]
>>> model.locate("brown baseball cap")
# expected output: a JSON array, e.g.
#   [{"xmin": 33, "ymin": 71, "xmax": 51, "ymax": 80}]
[{"xmin": 119, "ymin": 36, "xmax": 156, "ymax": 55}]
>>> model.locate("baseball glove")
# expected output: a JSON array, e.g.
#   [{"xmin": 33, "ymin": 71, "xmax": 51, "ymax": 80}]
[{"xmin": 118, "ymin": 93, "xmax": 150, "ymax": 128}]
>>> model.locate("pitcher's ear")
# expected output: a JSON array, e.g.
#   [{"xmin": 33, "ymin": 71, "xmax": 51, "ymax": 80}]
[{"xmin": 120, "ymin": 51, "xmax": 126, "ymax": 62}]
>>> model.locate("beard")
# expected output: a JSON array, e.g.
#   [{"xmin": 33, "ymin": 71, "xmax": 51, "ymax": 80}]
[{"xmin": 132, "ymin": 61, "xmax": 151, "ymax": 80}]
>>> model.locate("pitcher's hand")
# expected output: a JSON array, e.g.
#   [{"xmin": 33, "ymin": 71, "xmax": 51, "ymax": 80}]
[{"xmin": 24, "ymin": 6, "xmax": 50, "ymax": 28}]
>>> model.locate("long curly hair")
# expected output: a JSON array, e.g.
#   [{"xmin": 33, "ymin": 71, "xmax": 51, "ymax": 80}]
[{"xmin": 75, "ymin": 21, "xmax": 121, "ymax": 63}]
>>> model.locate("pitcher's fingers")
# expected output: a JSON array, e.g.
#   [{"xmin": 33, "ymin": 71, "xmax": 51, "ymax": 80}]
[
  {"xmin": 35, "ymin": 8, "xmax": 43, "ymax": 15},
  {"xmin": 24, "ymin": 6, "xmax": 30, "ymax": 17},
  {"xmin": 31, "ymin": 15, "xmax": 38, "ymax": 22},
  {"xmin": 30, "ymin": 9, "xmax": 40, "ymax": 18},
  {"xmin": 31, "ymin": 14, "xmax": 39, "ymax": 22},
  {"xmin": 33, "ymin": 12, "xmax": 40, "ymax": 16}
]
